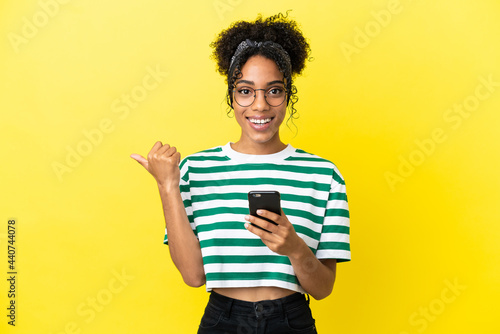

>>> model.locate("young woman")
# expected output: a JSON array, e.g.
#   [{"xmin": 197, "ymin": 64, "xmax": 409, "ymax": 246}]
[{"xmin": 131, "ymin": 13, "xmax": 350, "ymax": 334}]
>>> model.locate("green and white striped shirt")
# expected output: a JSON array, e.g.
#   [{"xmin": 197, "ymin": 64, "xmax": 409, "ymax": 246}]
[{"xmin": 164, "ymin": 142, "xmax": 350, "ymax": 293}]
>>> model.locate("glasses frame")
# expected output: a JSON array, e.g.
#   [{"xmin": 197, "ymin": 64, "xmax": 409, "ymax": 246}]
[{"xmin": 231, "ymin": 86, "xmax": 288, "ymax": 108}]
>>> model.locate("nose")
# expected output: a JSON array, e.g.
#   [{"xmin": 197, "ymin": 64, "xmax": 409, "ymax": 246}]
[{"xmin": 252, "ymin": 89, "xmax": 269, "ymax": 111}]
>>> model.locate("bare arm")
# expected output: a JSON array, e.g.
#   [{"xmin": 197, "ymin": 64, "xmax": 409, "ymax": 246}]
[
  {"xmin": 287, "ymin": 241, "xmax": 336, "ymax": 300},
  {"xmin": 131, "ymin": 142, "xmax": 205, "ymax": 287},
  {"xmin": 244, "ymin": 210, "xmax": 336, "ymax": 300},
  {"xmin": 156, "ymin": 184, "xmax": 205, "ymax": 287}
]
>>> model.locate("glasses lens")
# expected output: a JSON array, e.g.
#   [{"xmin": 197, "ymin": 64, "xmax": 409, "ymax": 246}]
[
  {"xmin": 234, "ymin": 87, "xmax": 255, "ymax": 107},
  {"xmin": 233, "ymin": 86, "xmax": 287, "ymax": 107},
  {"xmin": 265, "ymin": 87, "xmax": 286, "ymax": 107}
]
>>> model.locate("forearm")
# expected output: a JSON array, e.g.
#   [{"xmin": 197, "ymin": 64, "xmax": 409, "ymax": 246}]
[
  {"xmin": 158, "ymin": 184, "xmax": 205, "ymax": 287},
  {"xmin": 289, "ymin": 240, "xmax": 336, "ymax": 300}
]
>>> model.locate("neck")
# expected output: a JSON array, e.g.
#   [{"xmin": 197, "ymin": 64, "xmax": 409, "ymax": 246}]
[{"xmin": 231, "ymin": 140, "xmax": 287, "ymax": 155}]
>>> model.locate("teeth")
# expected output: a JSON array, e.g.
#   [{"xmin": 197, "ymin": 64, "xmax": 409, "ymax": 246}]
[{"xmin": 249, "ymin": 118, "xmax": 271, "ymax": 124}]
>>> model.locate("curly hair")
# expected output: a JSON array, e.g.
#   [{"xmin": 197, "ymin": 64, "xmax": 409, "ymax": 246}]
[{"xmin": 210, "ymin": 12, "xmax": 311, "ymax": 125}]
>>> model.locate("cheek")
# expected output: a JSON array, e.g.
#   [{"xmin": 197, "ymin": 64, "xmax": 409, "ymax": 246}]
[
  {"xmin": 276, "ymin": 108, "xmax": 287, "ymax": 125},
  {"xmin": 233, "ymin": 107, "xmax": 247, "ymax": 125}
]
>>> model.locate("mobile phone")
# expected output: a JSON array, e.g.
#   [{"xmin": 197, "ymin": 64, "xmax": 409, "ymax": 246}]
[{"xmin": 248, "ymin": 191, "xmax": 281, "ymax": 232}]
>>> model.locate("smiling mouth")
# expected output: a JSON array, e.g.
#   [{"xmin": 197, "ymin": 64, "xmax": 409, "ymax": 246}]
[{"xmin": 247, "ymin": 117, "xmax": 273, "ymax": 125}]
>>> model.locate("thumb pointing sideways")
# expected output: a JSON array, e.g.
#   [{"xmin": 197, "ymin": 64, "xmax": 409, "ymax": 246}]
[{"xmin": 130, "ymin": 154, "xmax": 148, "ymax": 169}]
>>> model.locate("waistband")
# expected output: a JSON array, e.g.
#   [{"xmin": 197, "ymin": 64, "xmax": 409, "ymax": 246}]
[{"xmin": 208, "ymin": 291, "xmax": 310, "ymax": 319}]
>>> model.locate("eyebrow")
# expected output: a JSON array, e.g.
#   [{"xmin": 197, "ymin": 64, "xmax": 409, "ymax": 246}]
[{"xmin": 235, "ymin": 80, "xmax": 285, "ymax": 86}]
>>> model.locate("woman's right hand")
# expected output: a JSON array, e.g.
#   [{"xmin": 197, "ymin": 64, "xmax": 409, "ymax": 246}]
[{"xmin": 130, "ymin": 141, "xmax": 181, "ymax": 190}]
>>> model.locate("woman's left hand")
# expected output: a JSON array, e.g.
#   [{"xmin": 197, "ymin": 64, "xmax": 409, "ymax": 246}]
[{"xmin": 244, "ymin": 209, "xmax": 304, "ymax": 258}]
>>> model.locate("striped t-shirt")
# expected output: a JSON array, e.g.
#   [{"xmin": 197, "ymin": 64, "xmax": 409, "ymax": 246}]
[{"xmin": 163, "ymin": 142, "xmax": 350, "ymax": 293}]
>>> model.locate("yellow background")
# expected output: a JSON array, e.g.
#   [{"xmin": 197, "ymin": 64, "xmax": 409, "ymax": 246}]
[{"xmin": 1, "ymin": 0, "xmax": 499, "ymax": 333}]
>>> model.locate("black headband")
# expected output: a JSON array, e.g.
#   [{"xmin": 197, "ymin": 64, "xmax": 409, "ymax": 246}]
[{"xmin": 228, "ymin": 39, "xmax": 292, "ymax": 77}]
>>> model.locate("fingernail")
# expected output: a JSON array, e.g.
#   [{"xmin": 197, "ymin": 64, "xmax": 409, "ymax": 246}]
[
  {"xmin": 257, "ymin": 210, "xmax": 263, "ymax": 215},
  {"xmin": 244, "ymin": 223, "xmax": 250, "ymax": 229},
  {"xmin": 244, "ymin": 215, "xmax": 250, "ymax": 221}
]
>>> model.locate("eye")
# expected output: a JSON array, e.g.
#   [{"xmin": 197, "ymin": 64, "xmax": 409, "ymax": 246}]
[
  {"xmin": 237, "ymin": 88, "xmax": 253, "ymax": 95},
  {"xmin": 268, "ymin": 87, "xmax": 284, "ymax": 96}
]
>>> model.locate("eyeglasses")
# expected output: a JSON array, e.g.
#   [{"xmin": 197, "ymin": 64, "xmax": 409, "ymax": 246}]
[{"xmin": 232, "ymin": 86, "xmax": 287, "ymax": 107}]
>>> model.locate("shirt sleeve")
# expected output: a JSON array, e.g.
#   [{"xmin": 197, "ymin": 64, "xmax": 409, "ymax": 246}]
[
  {"xmin": 315, "ymin": 171, "xmax": 351, "ymax": 262},
  {"xmin": 163, "ymin": 157, "xmax": 198, "ymax": 245}
]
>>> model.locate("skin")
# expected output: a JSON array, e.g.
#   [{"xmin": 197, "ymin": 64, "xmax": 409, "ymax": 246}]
[
  {"xmin": 230, "ymin": 55, "xmax": 288, "ymax": 155},
  {"xmin": 131, "ymin": 55, "xmax": 337, "ymax": 301}
]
